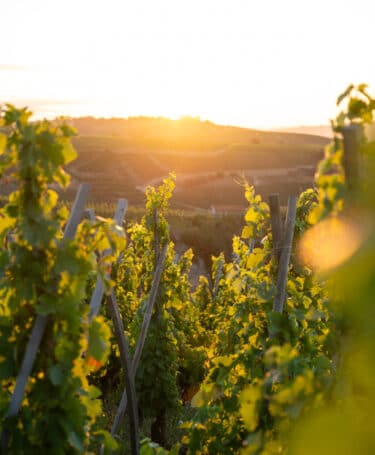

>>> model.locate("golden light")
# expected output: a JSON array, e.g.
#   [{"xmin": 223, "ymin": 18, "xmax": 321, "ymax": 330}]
[
  {"xmin": 298, "ymin": 217, "xmax": 366, "ymax": 273},
  {"xmin": 1, "ymin": 1, "xmax": 374, "ymax": 128}
]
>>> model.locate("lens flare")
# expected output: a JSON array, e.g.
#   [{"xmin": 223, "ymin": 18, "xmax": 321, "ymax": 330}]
[{"xmin": 299, "ymin": 216, "xmax": 365, "ymax": 272}]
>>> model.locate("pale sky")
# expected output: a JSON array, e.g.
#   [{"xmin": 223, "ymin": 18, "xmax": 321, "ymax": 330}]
[{"xmin": 1, "ymin": 0, "xmax": 374, "ymax": 128}]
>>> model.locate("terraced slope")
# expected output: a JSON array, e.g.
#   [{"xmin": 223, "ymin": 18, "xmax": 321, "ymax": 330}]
[{"xmin": 63, "ymin": 116, "xmax": 328, "ymax": 208}]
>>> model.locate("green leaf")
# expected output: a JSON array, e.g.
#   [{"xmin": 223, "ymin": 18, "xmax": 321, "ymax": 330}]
[
  {"xmin": 0, "ymin": 214, "xmax": 15, "ymax": 234},
  {"xmin": 216, "ymin": 355, "xmax": 233, "ymax": 367},
  {"xmin": 347, "ymin": 98, "xmax": 368, "ymax": 119},
  {"xmin": 49, "ymin": 364, "xmax": 64, "ymax": 385},
  {"xmin": 245, "ymin": 207, "xmax": 259, "ymax": 223},
  {"xmin": 0, "ymin": 354, "xmax": 14, "ymax": 379},
  {"xmin": 61, "ymin": 138, "xmax": 77, "ymax": 164},
  {"xmin": 239, "ymin": 385, "xmax": 262, "ymax": 432},
  {"xmin": 87, "ymin": 316, "xmax": 111, "ymax": 363},
  {"xmin": 242, "ymin": 225, "xmax": 253, "ymax": 239},
  {"xmin": 68, "ymin": 431, "xmax": 84, "ymax": 451},
  {"xmin": 337, "ymin": 84, "xmax": 354, "ymax": 106},
  {"xmin": 94, "ymin": 429, "xmax": 118, "ymax": 451},
  {"xmin": 0, "ymin": 133, "xmax": 6, "ymax": 154}
]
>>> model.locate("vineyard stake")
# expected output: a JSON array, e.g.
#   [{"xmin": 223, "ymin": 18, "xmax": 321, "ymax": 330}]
[
  {"xmin": 154, "ymin": 208, "xmax": 160, "ymax": 267},
  {"xmin": 88, "ymin": 198, "xmax": 127, "ymax": 321},
  {"xmin": 106, "ymin": 290, "xmax": 140, "ymax": 455},
  {"xmin": 87, "ymin": 202, "xmax": 140, "ymax": 454},
  {"xmin": 212, "ymin": 256, "xmax": 224, "ymax": 299},
  {"xmin": 342, "ymin": 124, "xmax": 362, "ymax": 193},
  {"xmin": 269, "ymin": 193, "xmax": 283, "ymax": 263},
  {"xmin": 111, "ymin": 244, "xmax": 168, "ymax": 436},
  {"xmin": 273, "ymin": 195, "xmax": 297, "ymax": 313}
]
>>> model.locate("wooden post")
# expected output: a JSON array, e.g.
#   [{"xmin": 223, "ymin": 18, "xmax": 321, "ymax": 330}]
[
  {"xmin": 88, "ymin": 199, "xmax": 127, "ymax": 321},
  {"xmin": 4, "ymin": 316, "xmax": 48, "ymax": 418},
  {"xmin": 88, "ymin": 203, "xmax": 139, "ymax": 454},
  {"xmin": 114, "ymin": 198, "xmax": 128, "ymax": 228},
  {"xmin": 131, "ymin": 245, "xmax": 167, "ymax": 372},
  {"xmin": 269, "ymin": 193, "xmax": 283, "ymax": 262},
  {"xmin": 107, "ymin": 290, "xmax": 140, "ymax": 455},
  {"xmin": 212, "ymin": 256, "xmax": 224, "ymax": 300},
  {"xmin": 273, "ymin": 196, "xmax": 297, "ymax": 313},
  {"xmin": 111, "ymin": 245, "xmax": 167, "ymax": 437},
  {"xmin": 62, "ymin": 184, "xmax": 90, "ymax": 242},
  {"xmin": 248, "ymin": 238, "xmax": 255, "ymax": 255},
  {"xmin": 154, "ymin": 209, "xmax": 160, "ymax": 267},
  {"xmin": 84, "ymin": 207, "xmax": 95, "ymax": 221},
  {"xmin": 1, "ymin": 184, "xmax": 90, "ymax": 449},
  {"xmin": 342, "ymin": 124, "xmax": 362, "ymax": 193}
]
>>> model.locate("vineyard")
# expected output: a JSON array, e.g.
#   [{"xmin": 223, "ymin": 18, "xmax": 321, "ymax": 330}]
[
  {"xmin": 0, "ymin": 84, "xmax": 375, "ymax": 454},
  {"xmin": 62, "ymin": 116, "xmax": 327, "ymax": 208}
]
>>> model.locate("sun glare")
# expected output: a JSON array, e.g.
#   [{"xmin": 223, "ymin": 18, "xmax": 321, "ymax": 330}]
[
  {"xmin": 1, "ymin": 0, "xmax": 374, "ymax": 127},
  {"xmin": 299, "ymin": 217, "xmax": 367, "ymax": 273}
]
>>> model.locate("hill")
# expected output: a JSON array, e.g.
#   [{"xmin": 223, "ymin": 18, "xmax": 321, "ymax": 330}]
[
  {"xmin": 61, "ymin": 116, "xmax": 329, "ymax": 209},
  {"xmin": 272, "ymin": 125, "xmax": 332, "ymax": 138}
]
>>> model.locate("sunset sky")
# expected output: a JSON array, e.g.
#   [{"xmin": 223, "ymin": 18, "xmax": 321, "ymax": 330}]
[{"xmin": 1, "ymin": 0, "xmax": 374, "ymax": 128}]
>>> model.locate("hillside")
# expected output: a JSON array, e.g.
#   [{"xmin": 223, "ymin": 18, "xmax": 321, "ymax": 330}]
[
  {"xmin": 61, "ymin": 116, "xmax": 329, "ymax": 208},
  {"xmin": 272, "ymin": 124, "xmax": 333, "ymax": 138}
]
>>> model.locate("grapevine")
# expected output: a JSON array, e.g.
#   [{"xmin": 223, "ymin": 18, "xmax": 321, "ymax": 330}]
[{"xmin": 0, "ymin": 106, "xmax": 123, "ymax": 453}]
